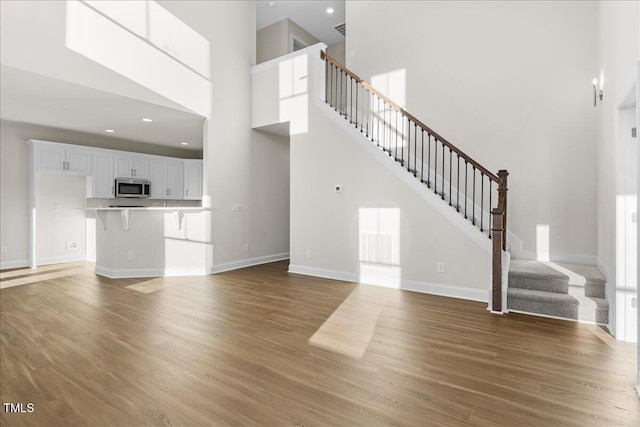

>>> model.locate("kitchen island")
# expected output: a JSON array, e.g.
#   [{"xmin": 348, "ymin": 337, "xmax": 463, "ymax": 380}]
[{"xmin": 85, "ymin": 207, "xmax": 212, "ymax": 278}]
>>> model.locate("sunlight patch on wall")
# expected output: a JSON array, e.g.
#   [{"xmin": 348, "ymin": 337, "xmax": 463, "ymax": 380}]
[
  {"xmin": 279, "ymin": 54, "xmax": 308, "ymax": 135},
  {"xmin": 371, "ymin": 69, "xmax": 406, "ymax": 108},
  {"xmin": 66, "ymin": 0, "xmax": 211, "ymax": 116},
  {"xmin": 359, "ymin": 208, "xmax": 401, "ymax": 288},
  {"xmin": 616, "ymin": 193, "xmax": 638, "ymax": 342},
  {"xmin": 370, "ymin": 69, "xmax": 406, "ymax": 151},
  {"xmin": 163, "ymin": 211, "xmax": 210, "ymax": 272},
  {"xmin": 536, "ymin": 224, "xmax": 550, "ymax": 262}
]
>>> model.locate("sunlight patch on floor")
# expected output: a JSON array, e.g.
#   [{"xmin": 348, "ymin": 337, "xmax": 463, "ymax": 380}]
[
  {"xmin": 308, "ymin": 285, "xmax": 391, "ymax": 359},
  {"xmin": 0, "ymin": 265, "xmax": 91, "ymax": 289}
]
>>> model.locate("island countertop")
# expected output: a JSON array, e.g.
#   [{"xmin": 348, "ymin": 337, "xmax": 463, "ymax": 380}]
[{"xmin": 82, "ymin": 206, "xmax": 210, "ymax": 231}]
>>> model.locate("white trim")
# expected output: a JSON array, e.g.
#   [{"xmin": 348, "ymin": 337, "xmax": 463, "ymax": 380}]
[
  {"xmin": 36, "ymin": 255, "xmax": 87, "ymax": 266},
  {"xmin": 95, "ymin": 266, "xmax": 210, "ymax": 279},
  {"xmin": 0, "ymin": 259, "xmax": 30, "ymax": 270},
  {"xmin": 290, "ymin": 34, "xmax": 309, "ymax": 53},
  {"xmin": 95, "ymin": 253, "xmax": 291, "ymax": 278},
  {"xmin": 508, "ymin": 308, "xmax": 610, "ymax": 327},
  {"xmin": 210, "ymin": 253, "xmax": 290, "ymax": 274},
  {"xmin": 288, "ymin": 264, "xmax": 488, "ymax": 303},
  {"xmin": 288, "ymin": 264, "xmax": 358, "ymax": 283},
  {"xmin": 251, "ymin": 43, "xmax": 327, "ymax": 75},
  {"xmin": 402, "ymin": 279, "xmax": 488, "ymax": 302}
]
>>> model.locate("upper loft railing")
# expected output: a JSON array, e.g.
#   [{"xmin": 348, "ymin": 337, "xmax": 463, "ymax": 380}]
[{"xmin": 320, "ymin": 51, "xmax": 508, "ymax": 312}]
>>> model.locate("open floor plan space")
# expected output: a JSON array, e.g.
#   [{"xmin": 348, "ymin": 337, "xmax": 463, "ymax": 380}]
[{"xmin": 0, "ymin": 261, "xmax": 638, "ymax": 426}]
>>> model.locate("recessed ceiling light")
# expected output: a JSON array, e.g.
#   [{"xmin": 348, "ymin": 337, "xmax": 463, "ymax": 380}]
[
  {"xmin": 326, "ymin": 7, "xmax": 334, "ymax": 14},
  {"xmin": 105, "ymin": 129, "xmax": 115, "ymax": 133},
  {"xmin": 180, "ymin": 142, "xmax": 189, "ymax": 146},
  {"xmin": 268, "ymin": 1, "xmax": 275, "ymax": 6},
  {"xmin": 141, "ymin": 118, "xmax": 153, "ymax": 122}
]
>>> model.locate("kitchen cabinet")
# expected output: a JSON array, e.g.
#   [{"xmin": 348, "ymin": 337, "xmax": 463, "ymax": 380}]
[
  {"xmin": 34, "ymin": 143, "xmax": 92, "ymax": 175},
  {"xmin": 92, "ymin": 152, "xmax": 114, "ymax": 198},
  {"xmin": 184, "ymin": 160, "xmax": 203, "ymax": 200},
  {"xmin": 115, "ymin": 155, "xmax": 149, "ymax": 178},
  {"xmin": 150, "ymin": 158, "xmax": 184, "ymax": 199}
]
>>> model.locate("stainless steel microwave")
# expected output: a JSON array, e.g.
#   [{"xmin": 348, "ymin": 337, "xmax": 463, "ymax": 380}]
[{"xmin": 115, "ymin": 178, "xmax": 151, "ymax": 198}]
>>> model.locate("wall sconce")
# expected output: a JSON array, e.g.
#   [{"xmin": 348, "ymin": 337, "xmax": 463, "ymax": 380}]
[{"xmin": 592, "ymin": 78, "xmax": 603, "ymax": 106}]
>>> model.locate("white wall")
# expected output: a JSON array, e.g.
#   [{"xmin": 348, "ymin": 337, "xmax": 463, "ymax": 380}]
[
  {"xmin": 327, "ymin": 40, "xmax": 346, "ymax": 65},
  {"xmin": 596, "ymin": 0, "xmax": 639, "ymax": 288},
  {"xmin": 160, "ymin": 1, "xmax": 290, "ymax": 269},
  {"xmin": 35, "ymin": 173, "xmax": 87, "ymax": 264},
  {"xmin": 257, "ymin": 18, "xmax": 321, "ymax": 64},
  {"xmin": 249, "ymin": 47, "xmax": 492, "ymax": 297},
  {"xmin": 346, "ymin": 0, "xmax": 599, "ymax": 262},
  {"xmin": 0, "ymin": 120, "xmax": 198, "ymax": 269},
  {"xmin": 0, "ymin": 0, "xmax": 204, "ymax": 115},
  {"xmin": 257, "ymin": 19, "xmax": 289, "ymax": 64}
]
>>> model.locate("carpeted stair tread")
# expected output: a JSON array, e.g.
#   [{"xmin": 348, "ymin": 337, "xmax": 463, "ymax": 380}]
[
  {"xmin": 508, "ymin": 288, "xmax": 579, "ymax": 320},
  {"xmin": 507, "ymin": 260, "xmax": 608, "ymax": 325},
  {"xmin": 508, "ymin": 288, "xmax": 579, "ymax": 304},
  {"xmin": 509, "ymin": 260, "xmax": 605, "ymax": 285}
]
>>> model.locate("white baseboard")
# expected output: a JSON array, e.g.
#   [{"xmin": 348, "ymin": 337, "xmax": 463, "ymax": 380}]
[
  {"xmin": 288, "ymin": 264, "xmax": 359, "ymax": 283},
  {"xmin": 508, "ymin": 309, "xmax": 609, "ymax": 326},
  {"xmin": 94, "ymin": 253, "xmax": 290, "ymax": 279},
  {"xmin": 288, "ymin": 264, "xmax": 488, "ymax": 303},
  {"xmin": 402, "ymin": 279, "xmax": 488, "ymax": 302},
  {"xmin": 596, "ymin": 258, "xmax": 610, "ymax": 282},
  {"xmin": 210, "ymin": 252, "xmax": 290, "ymax": 274},
  {"xmin": 36, "ymin": 255, "xmax": 87, "ymax": 266},
  {"xmin": 95, "ymin": 266, "xmax": 209, "ymax": 279},
  {"xmin": 0, "ymin": 259, "xmax": 30, "ymax": 270}
]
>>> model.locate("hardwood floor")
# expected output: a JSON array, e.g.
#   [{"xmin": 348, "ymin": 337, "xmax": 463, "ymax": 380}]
[{"xmin": 1, "ymin": 261, "xmax": 638, "ymax": 426}]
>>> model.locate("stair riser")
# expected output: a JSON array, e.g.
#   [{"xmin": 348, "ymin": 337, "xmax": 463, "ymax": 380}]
[
  {"xmin": 508, "ymin": 275, "xmax": 568, "ymax": 294},
  {"xmin": 585, "ymin": 283, "xmax": 606, "ymax": 298},
  {"xmin": 507, "ymin": 297, "xmax": 579, "ymax": 320}
]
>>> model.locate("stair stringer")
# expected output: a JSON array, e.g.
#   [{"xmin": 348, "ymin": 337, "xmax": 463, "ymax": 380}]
[
  {"xmin": 303, "ymin": 59, "xmax": 510, "ymax": 306},
  {"xmin": 314, "ymin": 99, "xmax": 493, "ymax": 255}
]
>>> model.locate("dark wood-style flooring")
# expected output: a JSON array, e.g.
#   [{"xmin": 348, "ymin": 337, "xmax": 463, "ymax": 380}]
[{"xmin": 1, "ymin": 261, "xmax": 638, "ymax": 426}]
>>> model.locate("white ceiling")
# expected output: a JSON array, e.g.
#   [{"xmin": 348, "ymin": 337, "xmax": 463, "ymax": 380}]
[
  {"xmin": 0, "ymin": 1, "xmax": 345, "ymax": 152},
  {"xmin": 257, "ymin": 0, "xmax": 345, "ymax": 46},
  {"xmin": 0, "ymin": 65, "xmax": 205, "ymax": 150}
]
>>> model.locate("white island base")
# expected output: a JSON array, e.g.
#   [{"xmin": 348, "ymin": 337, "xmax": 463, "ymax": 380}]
[{"xmin": 88, "ymin": 207, "xmax": 212, "ymax": 278}]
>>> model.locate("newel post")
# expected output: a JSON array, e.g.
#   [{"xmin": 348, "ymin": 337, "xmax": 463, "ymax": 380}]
[
  {"xmin": 491, "ymin": 208, "xmax": 505, "ymax": 313},
  {"xmin": 497, "ymin": 170, "xmax": 509, "ymax": 251}
]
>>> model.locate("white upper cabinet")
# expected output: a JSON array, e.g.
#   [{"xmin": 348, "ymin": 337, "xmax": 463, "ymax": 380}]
[
  {"xmin": 92, "ymin": 152, "xmax": 114, "ymax": 198},
  {"xmin": 184, "ymin": 160, "xmax": 203, "ymax": 200},
  {"xmin": 150, "ymin": 158, "xmax": 184, "ymax": 199},
  {"xmin": 167, "ymin": 160, "xmax": 185, "ymax": 199},
  {"xmin": 115, "ymin": 155, "xmax": 149, "ymax": 178},
  {"xmin": 34, "ymin": 143, "xmax": 91, "ymax": 176},
  {"xmin": 30, "ymin": 140, "xmax": 202, "ymax": 201}
]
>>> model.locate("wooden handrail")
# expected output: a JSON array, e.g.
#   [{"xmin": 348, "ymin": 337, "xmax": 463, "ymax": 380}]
[{"xmin": 321, "ymin": 51, "xmax": 499, "ymax": 183}]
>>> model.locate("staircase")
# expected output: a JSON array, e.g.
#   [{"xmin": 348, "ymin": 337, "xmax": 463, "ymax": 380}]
[
  {"xmin": 321, "ymin": 50, "xmax": 509, "ymax": 312},
  {"xmin": 320, "ymin": 50, "xmax": 609, "ymax": 324},
  {"xmin": 507, "ymin": 260, "xmax": 608, "ymax": 324}
]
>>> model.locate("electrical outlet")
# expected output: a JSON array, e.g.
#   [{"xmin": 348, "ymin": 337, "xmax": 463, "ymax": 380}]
[
  {"xmin": 437, "ymin": 261, "xmax": 445, "ymax": 273},
  {"xmin": 66, "ymin": 241, "xmax": 78, "ymax": 250},
  {"xmin": 127, "ymin": 251, "xmax": 135, "ymax": 260},
  {"xmin": 306, "ymin": 249, "xmax": 312, "ymax": 258},
  {"xmin": 244, "ymin": 243, "xmax": 249, "ymax": 252},
  {"xmin": 1, "ymin": 246, "xmax": 7, "ymax": 254},
  {"xmin": 231, "ymin": 204, "xmax": 242, "ymax": 212}
]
